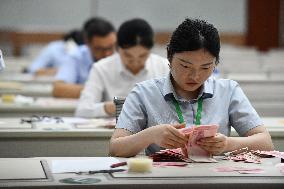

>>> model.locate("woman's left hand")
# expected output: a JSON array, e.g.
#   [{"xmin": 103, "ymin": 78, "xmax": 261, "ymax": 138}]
[{"xmin": 196, "ymin": 133, "xmax": 228, "ymax": 155}]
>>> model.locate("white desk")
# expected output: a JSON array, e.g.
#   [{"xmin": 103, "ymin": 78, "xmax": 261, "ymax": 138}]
[
  {"xmin": 0, "ymin": 73, "xmax": 55, "ymax": 84},
  {"xmin": 0, "ymin": 157, "xmax": 283, "ymax": 189},
  {"xmin": 0, "ymin": 117, "xmax": 284, "ymax": 158},
  {"xmin": 0, "ymin": 81, "xmax": 52, "ymax": 97},
  {"xmin": 0, "ymin": 118, "xmax": 114, "ymax": 157},
  {"xmin": 0, "ymin": 97, "xmax": 78, "ymax": 117}
]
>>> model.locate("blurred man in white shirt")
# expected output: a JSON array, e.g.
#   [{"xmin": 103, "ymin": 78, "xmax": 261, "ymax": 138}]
[{"xmin": 75, "ymin": 18, "xmax": 169, "ymax": 118}]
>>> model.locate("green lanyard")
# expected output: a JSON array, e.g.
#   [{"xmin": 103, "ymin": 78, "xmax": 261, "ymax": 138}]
[{"xmin": 172, "ymin": 97, "xmax": 203, "ymax": 125}]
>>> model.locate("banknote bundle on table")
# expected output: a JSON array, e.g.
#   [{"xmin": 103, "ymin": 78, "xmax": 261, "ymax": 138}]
[
  {"xmin": 150, "ymin": 125, "xmax": 219, "ymax": 163},
  {"xmin": 223, "ymin": 148, "xmax": 284, "ymax": 164}
]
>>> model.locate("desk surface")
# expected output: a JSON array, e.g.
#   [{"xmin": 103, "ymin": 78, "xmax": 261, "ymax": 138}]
[
  {"xmin": 0, "ymin": 81, "xmax": 52, "ymax": 97},
  {"xmin": 0, "ymin": 73, "xmax": 55, "ymax": 84},
  {"xmin": 0, "ymin": 117, "xmax": 283, "ymax": 138},
  {"xmin": 0, "ymin": 117, "xmax": 114, "ymax": 138},
  {"xmin": 0, "ymin": 157, "xmax": 283, "ymax": 189},
  {"xmin": 0, "ymin": 97, "xmax": 77, "ymax": 117},
  {"xmin": 0, "ymin": 117, "xmax": 115, "ymax": 157}
]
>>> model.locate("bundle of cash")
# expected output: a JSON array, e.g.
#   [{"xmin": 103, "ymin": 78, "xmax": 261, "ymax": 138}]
[
  {"xmin": 150, "ymin": 125, "xmax": 219, "ymax": 163},
  {"xmin": 224, "ymin": 149, "xmax": 284, "ymax": 164}
]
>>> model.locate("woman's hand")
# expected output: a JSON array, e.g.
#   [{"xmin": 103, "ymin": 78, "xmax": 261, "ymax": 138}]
[
  {"xmin": 196, "ymin": 133, "xmax": 228, "ymax": 155},
  {"xmin": 149, "ymin": 123, "xmax": 189, "ymax": 149}
]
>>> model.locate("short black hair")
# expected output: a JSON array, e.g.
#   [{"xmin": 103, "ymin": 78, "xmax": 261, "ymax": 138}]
[
  {"xmin": 117, "ymin": 18, "xmax": 154, "ymax": 49},
  {"xmin": 83, "ymin": 17, "xmax": 115, "ymax": 41},
  {"xmin": 167, "ymin": 18, "xmax": 220, "ymax": 64},
  {"xmin": 63, "ymin": 30, "xmax": 84, "ymax": 45}
]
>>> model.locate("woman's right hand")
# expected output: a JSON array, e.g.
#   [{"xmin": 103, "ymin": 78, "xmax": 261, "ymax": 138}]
[{"xmin": 149, "ymin": 123, "xmax": 189, "ymax": 149}]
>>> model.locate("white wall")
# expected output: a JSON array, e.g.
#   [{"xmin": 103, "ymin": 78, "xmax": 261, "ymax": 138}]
[
  {"xmin": 97, "ymin": 0, "xmax": 247, "ymax": 33},
  {"xmin": 0, "ymin": 0, "xmax": 95, "ymax": 31},
  {"xmin": 0, "ymin": 0, "xmax": 247, "ymax": 33}
]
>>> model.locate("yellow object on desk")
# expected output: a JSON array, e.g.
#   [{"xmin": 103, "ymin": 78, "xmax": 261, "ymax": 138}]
[
  {"xmin": 127, "ymin": 158, "xmax": 153, "ymax": 173},
  {"xmin": 1, "ymin": 94, "xmax": 15, "ymax": 103}
]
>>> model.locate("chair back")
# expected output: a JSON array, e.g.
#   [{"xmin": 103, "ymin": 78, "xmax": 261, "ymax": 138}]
[{"xmin": 113, "ymin": 96, "xmax": 126, "ymax": 122}]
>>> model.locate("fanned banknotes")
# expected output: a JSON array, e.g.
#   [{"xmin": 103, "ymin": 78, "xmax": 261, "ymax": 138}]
[
  {"xmin": 224, "ymin": 149, "xmax": 284, "ymax": 164},
  {"xmin": 150, "ymin": 125, "xmax": 219, "ymax": 163}
]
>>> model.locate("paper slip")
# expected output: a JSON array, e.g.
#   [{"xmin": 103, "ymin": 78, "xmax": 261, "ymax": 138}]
[
  {"xmin": 0, "ymin": 159, "xmax": 46, "ymax": 179},
  {"xmin": 52, "ymin": 157, "xmax": 120, "ymax": 173}
]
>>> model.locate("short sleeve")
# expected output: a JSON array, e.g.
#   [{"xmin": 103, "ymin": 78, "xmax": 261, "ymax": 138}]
[
  {"xmin": 229, "ymin": 83, "xmax": 263, "ymax": 136},
  {"xmin": 116, "ymin": 85, "xmax": 147, "ymax": 133}
]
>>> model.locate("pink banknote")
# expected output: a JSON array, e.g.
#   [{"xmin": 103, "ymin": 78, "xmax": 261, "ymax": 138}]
[
  {"xmin": 150, "ymin": 125, "xmax": 219, "ymax": 163},
  {"xmin": 183, "ymin": 125, "xmax": 218, "ymax": 162},
  {"xmin": 275, "ymin": 163, "xmax": 284, "ymax": 174}
]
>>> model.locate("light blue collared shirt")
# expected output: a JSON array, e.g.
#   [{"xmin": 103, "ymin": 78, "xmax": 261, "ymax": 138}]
[
  {"xmin": 55, "ymin": 45, "xmax": 93, "ymax": 84},
  {"xmin": 116, "ymin": 73, "xmax": 263, "ymax": 155},
  {"xmin": 28, "ymin": 41, "xmax": 67, "ymax": 74}
]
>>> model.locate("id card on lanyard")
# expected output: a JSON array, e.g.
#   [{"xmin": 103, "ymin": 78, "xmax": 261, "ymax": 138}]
[{"xmin": 172, "ymin": 96, "xmax": 203, "ymax": 126}]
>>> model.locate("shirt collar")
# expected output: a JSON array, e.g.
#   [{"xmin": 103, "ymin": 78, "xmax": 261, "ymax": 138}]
[
  {"xmin": 162, "ymin": 73, "xmax": 214, "ymax": 102},
  {"xmin": 118, "ymin": 54, "xmax": 149, "ymax": 76}
]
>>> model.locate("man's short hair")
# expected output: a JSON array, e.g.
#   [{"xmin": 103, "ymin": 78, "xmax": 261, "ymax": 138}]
[
  {"xmin": 117, "ymin": 18, "xmax": 154, "ymax": 49},
  {"xmin": 83, "ymin": 17, "xmax": 115, "ymax": 41}
]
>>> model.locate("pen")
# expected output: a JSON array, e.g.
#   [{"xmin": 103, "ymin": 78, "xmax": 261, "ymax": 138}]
[
  {"xmin": 110, "ymin": 161, "xmax": 127, "ymax": 168},
  {"xmin": 76, "ymin": 169, "xmax": 126, "ymax": 175},
  {"xmin": 89, "ymin": 169, "xmax": 125, "ymax": 174}
]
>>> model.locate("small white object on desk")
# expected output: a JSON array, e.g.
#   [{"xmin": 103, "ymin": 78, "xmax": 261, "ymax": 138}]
[{"xmin": 127, "ymin": 158, "xmax": 153, "ymax": 173}]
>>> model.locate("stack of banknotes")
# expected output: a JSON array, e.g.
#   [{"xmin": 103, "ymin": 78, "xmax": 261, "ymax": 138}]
[
  {"xmin": 224, "ymin": 150, "xmax": 284, "ymax": 164},
  {"xmin": 150, "ymin": 125, "xmax": 219, "ymax": 163}
]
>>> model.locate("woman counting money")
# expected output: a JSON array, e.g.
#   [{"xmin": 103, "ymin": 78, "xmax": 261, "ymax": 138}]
[{"xmin": 109, "ymin": 18, "xmax": 274, "ymax": 157}]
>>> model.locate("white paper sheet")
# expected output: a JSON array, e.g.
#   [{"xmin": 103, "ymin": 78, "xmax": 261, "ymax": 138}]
[
  {"xmin": 52, "ymin": 157, "xmax": 121, "ymax": 173},
  {"xmin": 0, "ymin": 160, "xmax": 46, "ymax": 180}
]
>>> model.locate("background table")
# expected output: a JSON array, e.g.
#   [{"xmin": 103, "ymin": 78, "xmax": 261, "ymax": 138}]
[
  {"xmin": 0, "ymin": 117, "xmax": 283, "ymax": 158},
  {"xmin": 0, "ymin": 97, "xmax": 77, "ymax": 117}
]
